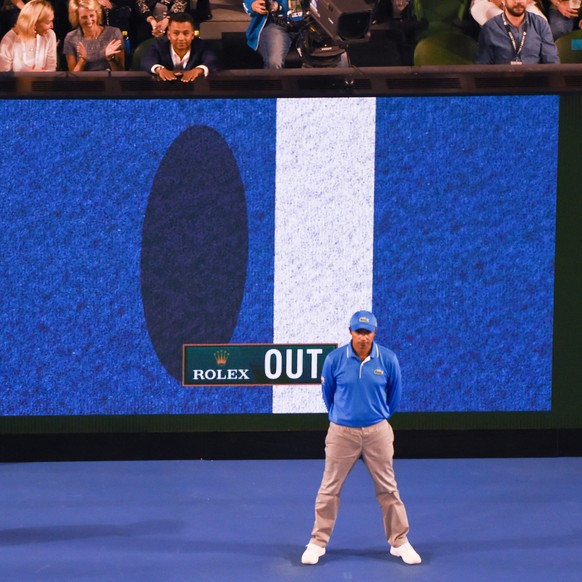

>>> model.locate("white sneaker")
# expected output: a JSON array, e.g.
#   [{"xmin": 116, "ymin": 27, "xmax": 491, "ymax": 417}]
[
  {"xmin": 301, "ymin": 542, "xmax": 326, "ymax": 565},
  {"xmin": 390, "ymin": 541, "xmax": 422, "ymax": 565}
]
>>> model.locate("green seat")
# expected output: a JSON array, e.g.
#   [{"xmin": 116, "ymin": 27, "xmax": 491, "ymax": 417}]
[
  {"xmin": 410, "ymin": 0, "xmax": 470, "ymax": 39},
  {"xmin": 413, "ymin": 31, "xmax": 478, "ymax": 65},
  {"xmin": 555, "ymin": 30, "xmax": 582, "ymax": 64},
  {"xmin": 130, "ymin": 38, "xmax": 156, "ymax": 71}
]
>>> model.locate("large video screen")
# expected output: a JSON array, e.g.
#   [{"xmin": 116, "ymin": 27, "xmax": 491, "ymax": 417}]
[{"xmin": 0, "ymin": 95, "xmax": 557, "ymax": 417}]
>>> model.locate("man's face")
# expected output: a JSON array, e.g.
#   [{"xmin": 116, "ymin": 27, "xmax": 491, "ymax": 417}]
[
  {"xmin": 504, "ymin": 0, "xmax": 527, "ymax": 17},
  {"xmin": 167, "ymin": 21, "xmax": 195, "ymax": 53},
  {"xmin": 350, "ymin": 328, "xmax": 376, "ymax": 354}
]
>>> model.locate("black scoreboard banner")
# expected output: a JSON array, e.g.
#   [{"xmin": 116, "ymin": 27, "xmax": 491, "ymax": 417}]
[{"xmin": 183, "ymin": 344, "xmax": 337, "ymax": 386}]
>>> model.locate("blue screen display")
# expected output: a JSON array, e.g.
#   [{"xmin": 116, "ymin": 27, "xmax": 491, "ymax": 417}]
[{"xmin": 0, "ymin": 96, "xmax": 557, "ymax": 415}]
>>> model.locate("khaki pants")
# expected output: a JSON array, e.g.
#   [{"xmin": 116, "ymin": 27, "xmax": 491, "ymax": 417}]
[{"xmin": 310, "ymin": 420, "xmax": 410, "ymax": 548}]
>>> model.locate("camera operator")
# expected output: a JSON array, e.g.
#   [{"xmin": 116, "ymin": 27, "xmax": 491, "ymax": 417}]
[
  {"xmin": 243, "ymin": 0, "xmax": 351, "ymax": 68},
  {"xmin": 243, "ymin": 0, "xmax": 305, "ymax": 68}
]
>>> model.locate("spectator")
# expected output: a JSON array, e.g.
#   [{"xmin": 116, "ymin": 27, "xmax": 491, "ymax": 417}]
[
  {"xmin": 471, "ymin": 0, "xmax": 546, "ymax": 25},
  {"xmin": 476, "ymin": 0, "xmax": 560, "ymax": 63},
  {"xmin": 243, "ymin": 0, "xmax": 304, "ymax": 69},
  {"xmin": 140, "ymin": 12, "xmax": 217, "ymax": 80},
  {"xmin": 64, "ymin": 0, "xmax": 125, "ymax": 70},
  {"xmin": 134, "ymin": 0, "xmax": 187, "ymax": 45},
  {"xmin": 546, "ymin": 0, "xmax": 581, "ymax": 39},
  {"xmin": 0, "ymin": 0, "xmax": 57, "ymax": 71}
]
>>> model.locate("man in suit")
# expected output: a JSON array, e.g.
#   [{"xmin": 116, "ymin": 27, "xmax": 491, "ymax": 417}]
[{"xmin": 141, "ymin": 12, "xmax": 218, "ymax": 81}]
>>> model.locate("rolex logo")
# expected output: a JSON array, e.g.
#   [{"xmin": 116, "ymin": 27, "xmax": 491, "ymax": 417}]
[
  {"xmin": 214, "ymin": 349, "xmax": 229, "ymax": 366},
  {"xmin": 184, "ymin": 344, "xmax": 336, "ymax": 386}
]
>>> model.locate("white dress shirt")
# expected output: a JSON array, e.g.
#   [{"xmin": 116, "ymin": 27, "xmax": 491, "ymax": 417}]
[{"xmin": 151, "ymin": 44, "xmax": 209, "ymax": 76}]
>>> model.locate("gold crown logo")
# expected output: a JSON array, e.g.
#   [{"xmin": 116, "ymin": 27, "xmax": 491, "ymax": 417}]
[{"xmin": 214, "ymin": 349, "xmax": 229, "ymax": 366}]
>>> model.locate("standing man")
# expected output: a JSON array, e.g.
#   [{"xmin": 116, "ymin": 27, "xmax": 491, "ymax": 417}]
[
  {"xmin": 141, "ymin": 12, "xmax": 218, "ymax": 81},
  {"xmin": 476, "ymin": 0, "xmax": 560, "ymax": 64},
  {"xmin": 301, "ymin": 311, "xmax": 422, "ymax": 566}
]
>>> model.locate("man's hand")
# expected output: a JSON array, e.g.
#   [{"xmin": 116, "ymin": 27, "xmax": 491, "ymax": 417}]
[
  {"xmin": 149, "ymin": 17, "xmax": 164, "ymax": 37},
  {"xmin": 157, "ymin": 17, "xmax": 170, "ymax": 35},
  {"xmin": 156, "ymin": 66, "xmax": 178, "ymax": 81},
  {"xmin": 250, "ymin": 0, "xmax": 278, "ymax": 14},
  {"xmin": 179, "ymin": 67, "xmax": 204, "ymax": 82},
  {"xmin": 556, "ymin": 0, "xmax": 579, "ymax": 18}
]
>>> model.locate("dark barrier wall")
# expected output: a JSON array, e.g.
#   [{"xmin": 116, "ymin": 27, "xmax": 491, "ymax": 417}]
[{"xmin": 0, "ymin": 90, "xmax": 581, "ymax": 448}]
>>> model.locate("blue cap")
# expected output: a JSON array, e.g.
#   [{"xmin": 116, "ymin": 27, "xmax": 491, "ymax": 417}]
[{"xmin": 349, "ymin": 310, "xmax": 377, "ymax": 332}]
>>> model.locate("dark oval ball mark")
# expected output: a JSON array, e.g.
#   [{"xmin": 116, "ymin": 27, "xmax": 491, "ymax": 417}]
[{"xmin": 141, "ymin": 126, "xmax": 248, "ymax": 381}]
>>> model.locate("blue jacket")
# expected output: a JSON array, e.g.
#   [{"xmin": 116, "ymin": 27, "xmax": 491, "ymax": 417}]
[
  {"xmin": 321, "ymin": 341, "xmax": 402, "ymax": 428},
  {"xmin": 243, "ymin": 0, "xmax": 299, "ymax": 51}
]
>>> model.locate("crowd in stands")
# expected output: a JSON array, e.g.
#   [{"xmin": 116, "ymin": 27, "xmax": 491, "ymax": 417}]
[
  {"xmin": 0, "ymin": 0, "xmax": 213, "ymax": 72},
  {"xmin": 0, "ymin": 0, "xmax": 580, "ymax": 74}
]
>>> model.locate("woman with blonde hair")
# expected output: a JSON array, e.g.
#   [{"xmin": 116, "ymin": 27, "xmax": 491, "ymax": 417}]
[
  {"xmin": 64, "ymin": 0, "xmax": 125, "ymax": 71},
  {"xmin": 0, "ymin": 0, "xmax": 57, "ymax": 71}
]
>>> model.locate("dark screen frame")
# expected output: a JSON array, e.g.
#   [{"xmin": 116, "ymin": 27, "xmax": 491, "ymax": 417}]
[{"xmin": 1, "ymin": 93, "xmax": 581, "ymax": 436}]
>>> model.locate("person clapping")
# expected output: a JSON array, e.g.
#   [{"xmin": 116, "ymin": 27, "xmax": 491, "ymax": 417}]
[{"xmin": 64, "ymin": 0, "xmax": 125, "ymax": 71}]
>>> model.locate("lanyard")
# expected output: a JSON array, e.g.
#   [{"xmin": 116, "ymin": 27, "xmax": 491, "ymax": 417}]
[{"xmin": 502, "ymin": 12, "xmax": 528, "ymax": 62}]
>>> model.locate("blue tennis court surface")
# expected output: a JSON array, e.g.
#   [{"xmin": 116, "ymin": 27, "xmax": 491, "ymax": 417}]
[{"xmin": 2, "ymin": 457, "xmax": 581, "ymax": 581}]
